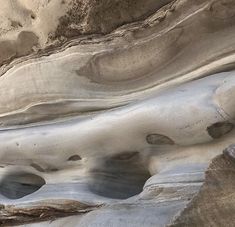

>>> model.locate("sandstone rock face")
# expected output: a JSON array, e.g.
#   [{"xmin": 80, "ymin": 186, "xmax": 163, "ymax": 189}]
[{"xmin": 0, "ymin": 0, "xmax": 235, "ymax": 226}]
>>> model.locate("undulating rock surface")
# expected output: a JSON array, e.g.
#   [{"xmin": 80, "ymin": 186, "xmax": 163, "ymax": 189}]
[{"xmin": 0, "ymin": 0, "xmax": 235, "ymax": 226}]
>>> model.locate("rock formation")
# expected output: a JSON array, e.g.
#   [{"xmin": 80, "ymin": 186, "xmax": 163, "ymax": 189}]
[{"xmin": 0, "ymin": 0, "xmax": 235, "ymax": 226}]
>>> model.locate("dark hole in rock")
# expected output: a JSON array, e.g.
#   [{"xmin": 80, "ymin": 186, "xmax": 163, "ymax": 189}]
[
  {"xmin": 31, "ymin": 14, "xmax": 36, "ymax": 19},
  {"xmin": 146, "ymin": 133, "xmax": 174, "ymax": 145},
  {"xmin": 0, "ymin": 172, "xmax": 45, "ymax": 199},
  {"xmin": 67, "ymin": 154, "xmax": 82, "ymax": 161},
  {"xmin": 88, "ymin": 152, "xmax": 151, "ymax": 199},
  {"xmin": 207, "ymin": 122, "xmax": 234, "ymax": 139}
]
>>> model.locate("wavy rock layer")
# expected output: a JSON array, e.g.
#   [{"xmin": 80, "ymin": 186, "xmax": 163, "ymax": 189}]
[{"xmin": 0, "ymin": 0, "xmax": 235, "ymax": 226}]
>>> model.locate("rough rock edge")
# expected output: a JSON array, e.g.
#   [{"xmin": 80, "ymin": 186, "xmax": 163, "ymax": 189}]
[
  {"xmin": 169, "ymin": 145, "xmax": 235, "ymax": 227},
  {"xmin": 0, "ymin": 0, "xmax": 178, "ymax": 75},
  {"xmin": 0, "ymin": 200, "xmax": 101, "ymax": 226},
  {"xmin": 52, "ymin": 0, "xmax": 174, "ymax": 38}
]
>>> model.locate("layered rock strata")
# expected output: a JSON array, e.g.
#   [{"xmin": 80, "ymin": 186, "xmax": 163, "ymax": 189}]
[{"xmin": 0, "ymin": 0, "xmax": 235, "ymax": 226}]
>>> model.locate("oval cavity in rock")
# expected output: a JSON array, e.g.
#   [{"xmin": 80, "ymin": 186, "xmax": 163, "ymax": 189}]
[
  {"xmin": 88, "ymin": 152, "xmax": 151, "ymax": 199},
  {"xmin": 146, "ymin": 134, "xmax": 175, "ymax": 145},
  {"xmin": 207, "ymin": 122, "xmax": 234, "ymax": 139},
  {"xmin": 0, "ymin": 172, "xmax": 45, "ymax": 199},
  {"xmin": 67, "ymin": 154, "xmax": 82, "ymax": 161}
]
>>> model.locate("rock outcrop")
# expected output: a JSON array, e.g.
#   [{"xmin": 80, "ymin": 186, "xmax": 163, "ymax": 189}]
[{"xmin": 0, "ymin": 0, "xmax": 235, "ymax": 226}]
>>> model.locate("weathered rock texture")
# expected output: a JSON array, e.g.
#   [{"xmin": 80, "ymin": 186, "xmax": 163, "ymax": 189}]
[
  {"xmin": 171, "ymin": 147, "xmax": 235, "ymax": 226},
  {"xmin": 0, "ymin": 0, "xmax": 235, "ymax": 226}
]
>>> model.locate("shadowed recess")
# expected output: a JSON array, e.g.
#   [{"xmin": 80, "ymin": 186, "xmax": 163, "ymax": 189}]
[
  {"xmin": 146, "ymin": 134, "xmax": 175, "ymax": 145},
  {"xmin": 67, "ymin": 154, "xmax": 82, "ymax": 161},
  {"xmin": 88, "ymin": 152, "xmax": 151, "ymax": 199},
  {"xmin": 171, "ymin": 150, "xmax": 235, "ymax": 226},
  {"xmin": 0, "ymin": 172, "xmax": 45, "ymax": 199},
  {"xmin": 207, "ymin": 122, "xmax": 234, "ymax": 139},
  {"xmin": 30, "ymin": 163, "xmax": 45, "ymax": 172}
]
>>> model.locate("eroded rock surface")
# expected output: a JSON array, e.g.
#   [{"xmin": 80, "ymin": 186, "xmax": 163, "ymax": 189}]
[
  {"xmin": 171, "ymin": 146, "xmax": 235, "ymax": 227},
  {"xmin": 0, "ymin": 0, "xmax": 235, "ymax": 226}
]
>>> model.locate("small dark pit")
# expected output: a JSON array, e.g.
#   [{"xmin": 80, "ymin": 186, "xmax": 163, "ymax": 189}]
[
  {"xmin": 146, "ymin": 133, "xmax": 174, "ymax": 145},
  {"xmin": 31, "ymin": 14, "xmax": 36, "ymax": 20},
  {"xmin": 67, "ymin": 155, "xmax": 82, "ymax": 161},
  {"xmin": 207, "ymin": 122, "xmax": 234, "ymax": 139}
]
